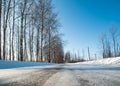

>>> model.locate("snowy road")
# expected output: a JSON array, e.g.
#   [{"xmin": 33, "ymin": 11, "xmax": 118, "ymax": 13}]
[{"xmin": 0, "ymin": 63, "xmax": 120, "ymax": 86}]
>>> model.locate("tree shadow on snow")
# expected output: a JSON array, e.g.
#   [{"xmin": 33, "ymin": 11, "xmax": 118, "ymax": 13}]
[
  {"xmin": 0, "ymin": 60, "xmax": 54, "ymax": 69},
  {"xmin": 41, "ymin": 67, "xmax": 120, "ymax": 71}
]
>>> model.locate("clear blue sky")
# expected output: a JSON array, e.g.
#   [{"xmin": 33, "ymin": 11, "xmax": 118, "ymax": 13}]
[{"xmin": 53, "ymin": 0, "xmax": 120, "ymax": 59}]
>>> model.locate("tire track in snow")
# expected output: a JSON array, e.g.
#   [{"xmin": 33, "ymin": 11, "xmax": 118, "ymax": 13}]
[{"xmin": 43, "ymin": 70, "xmax": 80, "ymax": 86}]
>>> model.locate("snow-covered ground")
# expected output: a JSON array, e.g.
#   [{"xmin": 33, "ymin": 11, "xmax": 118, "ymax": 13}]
[
  {"xmin": 0, "ymin": 60, "xmax": 56, "ymax": 84},
  {"xmin": 0, "ymin": 60, "xmax": 54, "ymax": 69},
  {"xmin": 77, "ymin": 57, "xmax": 120, "ymax": 64},
  {"xmin": 0, "ymin": 57, "xmax": 120, "ymax": 69},
  {"xmin": 0, "ymin": 57, "xmax": 120, "ymax": 86}
]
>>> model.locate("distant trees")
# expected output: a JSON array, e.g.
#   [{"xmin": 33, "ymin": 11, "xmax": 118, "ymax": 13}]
[
  {"xmin": 109, "ymin": 28, "xmax": 119, "ymax": 57},
  {"xmin": 100, "ymin": 33, "xmax": 111, "ymax": 58},
  {"xmin": 100, "ymin": 33, "xmax": 106, "ymax": 58},
  {"xmin": 87, "ymin": 47, "xmax": 90, "ymax": 60},
  {"xmin": 43, "ymin": 34, "xmax": 64, "ymax": 63},
  {"xmin": 65, "ymin": 51, "xmax": 71, "ymax": 63},
  {"xmin": 100, "ymin": 27, "xmax": 120, "ymax": 58},
  {"xmin": 0, "ymin": 0, "xmax": 64, "ymax": 63},
  {"xmin": 64, "ymin": 51, "xmax": 85, "ymax": 63}
]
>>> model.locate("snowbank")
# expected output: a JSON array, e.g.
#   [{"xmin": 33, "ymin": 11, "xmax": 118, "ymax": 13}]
[
  {"xmin": 0, "ymin": 60, "xmax": 54, "ymax": 69},
  {"xmin": 77, "ymin": 57, "xmax": 120, "ymax": 64},
  {"xmin": 0, "ymin": 60, "xmax": 56, "ymax": 80}
]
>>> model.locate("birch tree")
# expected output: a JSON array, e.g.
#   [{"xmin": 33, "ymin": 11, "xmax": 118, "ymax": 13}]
[{"xmin": 0, "ymin": 0, "xmax": 2, "ymax": 60}]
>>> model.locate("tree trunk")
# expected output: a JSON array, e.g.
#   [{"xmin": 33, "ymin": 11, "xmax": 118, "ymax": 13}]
[
  {"xmin": 24, "ymin": 14, "xmax": 27, "ymax": 61},
  {"xmin": 20, "ymin": 13, "xmax": 24, "ymax": 61},
  {"xmin": 36, "ymin": 26, "xmax": 39, "ymax": 62},
  {"xmin": 0, "ymin": 0, "xmax": 2, "ymax": 60},
  {"xmin": 12, "ymin": 0, "xmax": 15, "ymax": 60},
  {"xmin": 18, "ymin": 19, "xmax": 20, "ymax": 61},
  {"xmin": 88, "ymin": 47, "xmax": 90, "ymax": 60},
  {"xmin": 31, "ymin": 19, "xmax": 34, "ymax": 61},
  {"xmin": 9, "ymin": 16, "xmax": 11, "ymax": 60},
  {"xmin": 20, "ymin": 0, "xmax": 27, "ymax": 61},
  {"xmin": 3, "ymin": 0, "xmax": 11, "ymax": 60},
  {"xmin": 3, "ymin": 0, "xmax": 6, "ymax": 60},
  {"xmin": 48, "ymin": 27, "xmax": 51, "ymax": 63}
]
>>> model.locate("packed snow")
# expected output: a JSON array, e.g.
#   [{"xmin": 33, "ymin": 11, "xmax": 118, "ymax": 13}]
[
  {"xmin": 0, "ymin": 60, "xmax": 55, "ymax": 80},
  {"xmin": 0, "ymin": 57, "xmax": 120, "ymax": 86}
]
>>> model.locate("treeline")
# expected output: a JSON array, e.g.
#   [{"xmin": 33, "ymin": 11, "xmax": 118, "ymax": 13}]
[
  {"xmin": 0, "ymin": 0, "xmax": 64, "ymax": 63},
  {"xmin": 64, "ymin": 51, "xmax": 86, "ymax": 63},
  {"xmin": 100, "ymin": 28, "xmax": 120, "ymax": 58},
  {"xmin": 64, "ymin": 28, "xmax": 120, "ymax": 63}
]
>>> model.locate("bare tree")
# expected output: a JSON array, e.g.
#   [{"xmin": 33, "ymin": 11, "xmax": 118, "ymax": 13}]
[
  {"xmin": 3, "ymin": 0, "xmax": 11, "ymax": 60},
  {"xmin": 8, "ymin": 13, "xmax": 12, "ymax": 60},
  {"xmin": 31, "ymin": 17, "xmax": 34, "ymax": 61},
  {"xmin": 19, "ymin": 0, "xmax": 27, "ymax": 61},
  {"xmin": 100, "ymin": 33, "xmax": 106, "ymax": 58},
  {"xmin": 0, "ymin": 0, "xmax": 2, "ymax": 60},
  {"xmin": 110, "ymin": 28, "xmax": 118, "ymax": 57},
  {"xmin": 65, "ymin": 51, "xmax": 71, "ymax": 63},
  {"xmin": 23, "ymin": 14, "xmax": 27, "ymax": 61},
  {"xmin": 12, "ymin": 0, "xmax": 15, "ymax": 60},
  {"xmin": 17, "ymin": 19, "xmax": 20, "ymax": 61},
  {"xmin": 100, "ymin": 31, "xmax": 112, "ymax": 58},
  {"xmin": 2, "ymin": 0, "xmax": 6, "ymax": 60},
  {"xmin": 48, "ymin": 27, "xmax": 51, "ymax": 62},
  {"xmin": 0, "ymin": 0, "xmax": 63, "ymax": 63},
  {"xmin": 88, "ymin": 47, "xmax": 90, "ymax": 60},
  {"xmin": 105, "ymin": 39, "xmax": 112, "ymax": 57}
]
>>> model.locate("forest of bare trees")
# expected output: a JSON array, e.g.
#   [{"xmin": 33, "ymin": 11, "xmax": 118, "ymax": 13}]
[
  {"xmin": 0, "ymin": 0, "xmax": 64, "ymax": 63},
  {"xmin": 1, "ymin": 0, "xmax": 120, "ymax": 64},
  {"xmin": 100, "ymin": 28, "xmax": 120, "ymax": 58},
  {"xmin": 64, "ymin": 27, "xmax": 120, "ymax": 63}
]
